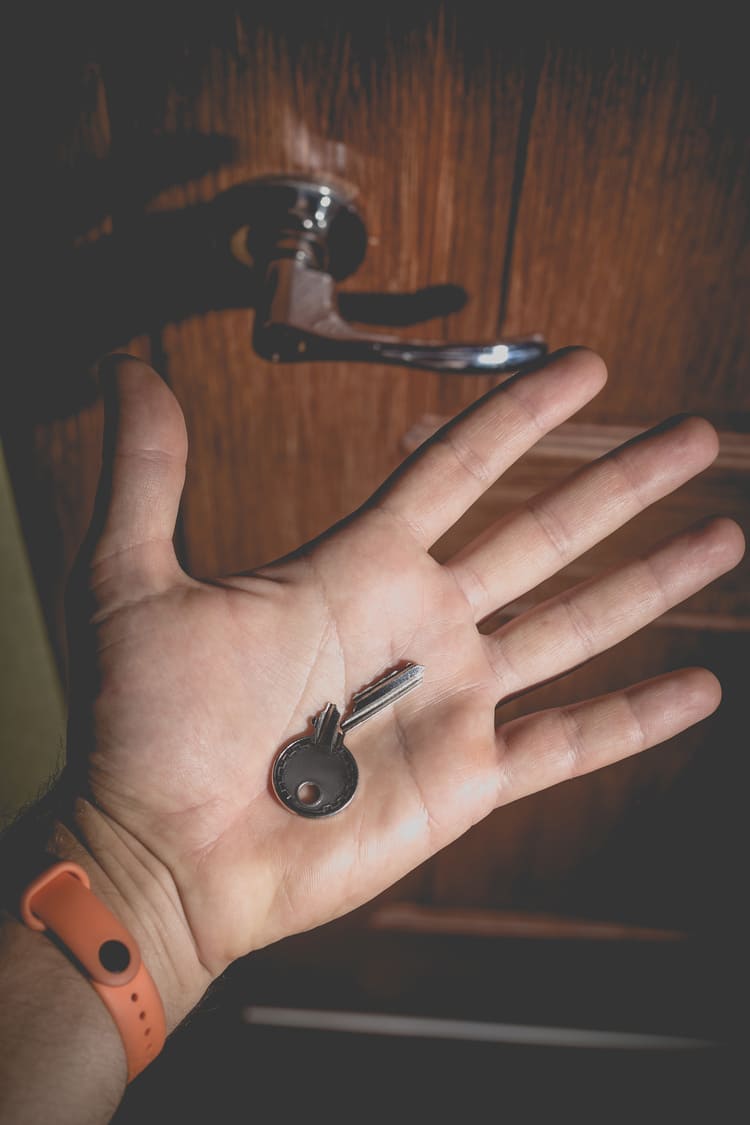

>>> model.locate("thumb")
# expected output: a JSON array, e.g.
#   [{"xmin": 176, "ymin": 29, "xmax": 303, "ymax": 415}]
[{"xmin": 85, "ymin": 354, "xmax": 188, "ymax": 600}]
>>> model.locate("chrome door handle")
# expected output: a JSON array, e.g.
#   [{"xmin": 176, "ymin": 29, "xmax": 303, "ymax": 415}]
[{"xmin": 218, "ymin": 176, "xmax": 546, "ymax": 374}]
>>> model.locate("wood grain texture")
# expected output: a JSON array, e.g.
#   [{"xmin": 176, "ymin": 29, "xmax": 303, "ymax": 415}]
[
  {"xmin": 4, "ymin": 8, "xmax": 749, "ymax": 932},
  {"xmin": 405, "ymin": 417, "xmax": 750, "ymax": 626},
  {"xmin": 367, "ymin": 901, "xmax": 686, "ymax": 942},
  {"xmin": 134, "ymin": 11, "xmax": 529, "ymax": 578},
  {"xmin": 502, "ymin": 39, "xmax": 750, "ymax": 429}
]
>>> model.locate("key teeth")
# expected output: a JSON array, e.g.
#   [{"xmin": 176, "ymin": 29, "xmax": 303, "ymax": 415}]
[{"xmin": 313, "ymin": 703, "xmax": 342, "ymax": 749}]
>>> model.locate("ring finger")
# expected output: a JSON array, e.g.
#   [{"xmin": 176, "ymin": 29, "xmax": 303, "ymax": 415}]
[
  {"xmin": 484, "ymin": 515, "xmax": 744, "ymax": 700},
  {"xmin": 448, "ymin": 414, "xmax": 720, "ymax": 622}
]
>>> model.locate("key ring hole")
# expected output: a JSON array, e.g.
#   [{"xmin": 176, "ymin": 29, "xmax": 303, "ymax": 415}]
[{"xmin": 296, "ymin": 781, "xmax": 322, "ymax": 807}]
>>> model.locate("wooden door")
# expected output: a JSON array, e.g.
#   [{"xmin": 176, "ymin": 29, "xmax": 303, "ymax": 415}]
[{"xmin": 6, "ymin": 5, "xmax": 749, "ymax": 991}]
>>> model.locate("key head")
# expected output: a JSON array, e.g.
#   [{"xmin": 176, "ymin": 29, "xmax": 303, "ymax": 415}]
[{"xmin": 272, "ymin": 736, "xmax": 358, "ymax": 818}]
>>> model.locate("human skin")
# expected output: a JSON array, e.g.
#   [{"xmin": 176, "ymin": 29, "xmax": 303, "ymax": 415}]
[{"xmin": 0, "ymin": 348, "xmax": 744, "ymax": 1123}]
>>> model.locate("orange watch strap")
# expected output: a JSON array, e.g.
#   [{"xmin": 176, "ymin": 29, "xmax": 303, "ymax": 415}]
[{"xmin": 20, "ymin": 861, "xmax": 166, "ymax": 1082}]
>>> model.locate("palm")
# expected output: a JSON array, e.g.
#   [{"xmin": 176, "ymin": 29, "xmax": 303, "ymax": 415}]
[
  {"xmin": 72, "ymin": 352, "xmax": 743, "ymax": 975},
  {"xmin": 87, "ymin": 514, "xmax": 495, "ymax": 967}
]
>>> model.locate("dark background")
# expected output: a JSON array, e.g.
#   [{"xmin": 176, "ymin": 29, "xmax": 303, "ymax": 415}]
[{"xmin": 4, "ymin": 4, "xmax": 749, "ymax": 1118}]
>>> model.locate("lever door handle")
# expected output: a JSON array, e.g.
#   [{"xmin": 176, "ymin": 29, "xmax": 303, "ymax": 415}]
[{"xmin": 219, "ymin": 176, "xmax": 546, "ymax": 374}]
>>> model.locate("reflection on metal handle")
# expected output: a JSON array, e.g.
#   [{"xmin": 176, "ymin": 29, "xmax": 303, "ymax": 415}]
[
  {"xmin": 222, "ymin": 176, "xmax": 546, "ymax": 374},
  {"xmin": 254, "ymin": 261, "xmax": 546, "ymax": 373}
]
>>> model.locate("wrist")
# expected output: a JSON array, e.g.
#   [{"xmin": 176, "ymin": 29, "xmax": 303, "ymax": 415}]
[{"xmin": 48, "ymin": 797, "xmax": 213, "ymax": 1034}]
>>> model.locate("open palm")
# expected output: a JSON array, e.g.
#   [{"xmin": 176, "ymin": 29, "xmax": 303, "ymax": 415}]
[{"xmin": 66, "ymin": 350, "xmax": 743, "ymax": 979}]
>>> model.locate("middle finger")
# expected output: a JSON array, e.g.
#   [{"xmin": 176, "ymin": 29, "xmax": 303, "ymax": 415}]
[
  {"xmin": 447, "ymin": 414, "xmax": 719, "ymax": 622},
  {"xmin": 484, "ymin": 515, "xmax": 744, "ymax": 700}
]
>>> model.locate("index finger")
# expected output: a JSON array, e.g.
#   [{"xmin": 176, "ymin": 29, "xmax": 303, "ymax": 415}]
[{"xmin": 372, "ymin": 348, "xmax": 607, "ymax": 548}]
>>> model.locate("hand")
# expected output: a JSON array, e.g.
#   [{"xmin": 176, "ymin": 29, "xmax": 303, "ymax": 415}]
[{"xmin": 60, "ymin": 349, "xmax": 743, "ymax": 1023}]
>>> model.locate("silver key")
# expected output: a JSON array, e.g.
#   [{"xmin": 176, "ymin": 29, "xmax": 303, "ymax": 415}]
[
  {"xmin": 272, "ymin": 663, "xmax": 424, "ymax": 818},
  {"xmin": 340, "ymin": 662, "xmax": 425, "ymax": 733}
]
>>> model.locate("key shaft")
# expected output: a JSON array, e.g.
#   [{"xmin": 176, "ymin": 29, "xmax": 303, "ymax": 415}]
[{"xmin": 340, "ymin": 663, "xmax": 424, "ymax": 733}]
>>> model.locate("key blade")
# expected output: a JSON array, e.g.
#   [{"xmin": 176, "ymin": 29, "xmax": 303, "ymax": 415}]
[
  {"xmin": 350, "ymin": 664, "xmax": 424, "ymax": 709},
  {"xmin": 340, "ymin": 664, "xmax": 424, "ymax": 733}
]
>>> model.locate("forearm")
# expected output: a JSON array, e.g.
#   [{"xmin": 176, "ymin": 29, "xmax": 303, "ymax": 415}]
[
  {"xmin": 0, "ymin": 912, "xmax": 126, "ymax": 1125},
  {"xmin": 0, "ymin": 780, "xmax": 213, "ymax": 1124}
]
